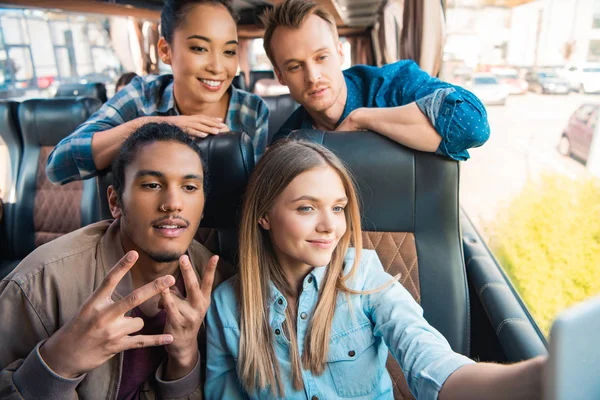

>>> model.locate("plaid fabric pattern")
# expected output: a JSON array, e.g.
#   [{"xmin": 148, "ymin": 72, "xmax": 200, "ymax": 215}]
[{"xmin": 46, "ymin": 74, "xmax": 268, "ymax": 185}]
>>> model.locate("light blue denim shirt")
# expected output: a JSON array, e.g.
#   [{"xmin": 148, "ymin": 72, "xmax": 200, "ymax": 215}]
[{"xmin": 205, "ymin": 248, "xmax": 474, "ymax": 400}]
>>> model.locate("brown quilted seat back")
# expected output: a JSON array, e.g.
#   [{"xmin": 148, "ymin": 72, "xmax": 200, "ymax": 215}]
[
  {"xmin": 11, "ymin": 97, "xmax": 102, "ymax": 259},
  {"xmin": 33, "ymin": 147, "xmax": 83, "ymax": 247},
  {"xmin": 363, "ymin": 231, "xmax": 419, "ymax": 400}
]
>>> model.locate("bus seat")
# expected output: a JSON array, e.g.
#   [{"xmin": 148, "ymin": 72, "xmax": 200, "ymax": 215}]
[
  {"xmin": 290, "ymin": 129, "xmax": 469, "ymax": 400},
  {"xmin": 232, "ymin": 72, "xmax": 247, "ymax": 91},
  {"xmin": 9, "ymin": 97, "xmax": 103, "ymax": 262},
  {"xmin": 95, "ymin": 131, "xmax": 255, "ymax": 267},
  {"xmin": 248, "ymin": 70, "xmax": 275, "ymax": 93},
  {"xmin": 55, "ymin": 82, "xmax": 108, "ymax": 103},
  {"xmin": 263, "ymin": 94, "xmax": 299, "ymax": 143},
  {"xmin": 195, "ymin": 131, "xmax": 255, "ymax": 266},
  {"xmin": 0, "ymin": 101, "xmax": 22, "ymax": 277}
]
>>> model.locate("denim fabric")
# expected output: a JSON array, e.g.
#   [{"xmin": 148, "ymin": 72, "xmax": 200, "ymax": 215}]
[
  {"xmin": 205, "ymin": 248, "xmax": 474, "ymax": 400},
  {"xmin": 46, "ymin": 74, "xmax": 269, "ymax": 185},
  {"xmin": 273, "ymin": 60, "xmax": 490, "ymax": 161}
]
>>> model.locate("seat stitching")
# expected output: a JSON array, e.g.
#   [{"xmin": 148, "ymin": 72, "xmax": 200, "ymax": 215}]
[
  {"xmin": 496, "ymin": 318, "xmax": 528, "ymax": 336},
  {"xmin": 478, "ymin": 282, "xmax": 507, "ymax": 297}
]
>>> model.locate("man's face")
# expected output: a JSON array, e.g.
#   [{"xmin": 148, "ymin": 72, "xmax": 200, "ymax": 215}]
[
  {"xmin": 270, "ymin": 15, "xmax": 346, "ymax": 116},
  {"xmin": 110, "ymin": 141, "xmax": 205, "ymax": 263}
]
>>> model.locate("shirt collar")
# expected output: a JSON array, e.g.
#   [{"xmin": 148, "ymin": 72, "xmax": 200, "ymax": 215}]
[
  {"xmin": 338, "ymin": 73, "xmax": 362, "ymax": 125},
  {"xmin": 268, "ymin": 265, "xmax": 328, "ymax": 310},
  {"xmin": 157, "ymin": 78, "xmax": 177, "ymax": 114},
  {"xmin": 158, "ymin": 79, "xmax": 239, "ymax": 120},
  {"xmin": 225, "ymin": 86, "xmax": 240, "ymax": 126}
]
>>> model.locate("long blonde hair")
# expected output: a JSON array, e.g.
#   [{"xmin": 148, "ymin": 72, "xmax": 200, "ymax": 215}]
[{"xmin": 238, "ymin": 140, "xmax": 365, "ymax": 396}]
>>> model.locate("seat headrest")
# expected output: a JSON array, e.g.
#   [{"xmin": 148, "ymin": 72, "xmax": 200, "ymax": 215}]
[
  {"xmin": 18, "ymin": 97, "xmax": 102, "ymax": 147},
  {"xmin": 195, "ymin": 131, "xmax": 255, "ymax": 229},
  {"xmin": 249, "ymin": 70, "xmax": 275, "ymax": 92},
  {"xmin": 232, "ymin": 73, "xmax": 247, "ymax": 91},
  {"xmin": 288, "ymin": 130, "xmax": 429, "ymax": 231},
  {"xmin": 55, "ymin": 82, "xmax": 108, "ymax": 103},
  {"xmin": 264, "ymin": 94, "xmax": 299, "ymax": 143}
]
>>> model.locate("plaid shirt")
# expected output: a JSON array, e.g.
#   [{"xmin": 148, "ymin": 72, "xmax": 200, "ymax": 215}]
[{"xmin": 46, "ymin": 74, "xmax": 269, "ymax": 185}]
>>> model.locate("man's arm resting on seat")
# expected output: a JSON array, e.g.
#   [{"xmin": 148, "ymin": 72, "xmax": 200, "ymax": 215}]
[
  {"xmin": 439, "ymin": 356, "xmax": 546, "ymax": 400},
  {"xmin": 335, "ymin": 103, "xmax": 442, "ymax": 152}
]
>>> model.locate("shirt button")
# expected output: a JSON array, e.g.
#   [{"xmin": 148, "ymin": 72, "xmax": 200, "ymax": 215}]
[
  {"xmin": 300, "ymin": 312, "xmax": 308, "ymax": 320},
  {"xmin": 308, "ymin": 277, "xmax": 313, "ymax": 283},
  {"xmin": 277, "ymin": 298, "xmax": 283, "ymax": 305},
  {"xmin": 275, "ymin": 329, "xmax": 281, "ymax": 335},
  {"xmin": 348, "ymin": 350, "xmax": 356, "ymax": 357},
  {"xmin": 312, "ymin": 396, "xmax": 319, "ymax": 400}
]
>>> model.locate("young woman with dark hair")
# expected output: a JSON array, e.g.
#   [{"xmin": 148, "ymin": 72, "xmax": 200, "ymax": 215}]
[{"xmin": 47, "ymin": 0, "xmax": 269, "ymax": 185}]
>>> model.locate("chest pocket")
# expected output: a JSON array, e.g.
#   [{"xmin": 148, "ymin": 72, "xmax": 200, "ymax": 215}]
[{"xmin": 326, "ymin": 322, "xmax": 383, "ymax": 398}]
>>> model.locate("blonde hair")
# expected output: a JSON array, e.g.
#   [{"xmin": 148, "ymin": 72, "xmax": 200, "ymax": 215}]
[
  {"xmin": 237, "ymin": 140, "xmax": 365, "ymax": 396},
  {"xmin": 261, "ymin": 0, "xmax": 338, "ymax": 69}
]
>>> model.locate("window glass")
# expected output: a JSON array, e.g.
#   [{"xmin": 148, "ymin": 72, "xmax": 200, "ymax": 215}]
[
  {"xmin": 7, "ymin": 47, "xmax": 33, "ymax": 81},
  {"xmin": 446, "ymin": 0, "xmax": 600, "ymax": 337},
  {"xmin": 589, "ymin": 40, "xmax": 600, "ymax": 62}
]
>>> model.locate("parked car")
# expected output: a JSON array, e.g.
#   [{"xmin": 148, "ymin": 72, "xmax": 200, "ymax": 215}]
[
  {"xmin": 466, "ymin": 73, "xmax": 510, "ymax": 106},
  {"xmin": 524, "ymin": 70, "xmax": 570, "ymax": 94},
  {"xmin": 562, "ymin": 64, "xmax": 600, "ymax": 94},
  {"xmin": 491, "ymin": 67, "xmax": 528, "ymax": 95},
  {"xmin": 558, "ymin": 103, "xmax": 599, "ymax": 164}
]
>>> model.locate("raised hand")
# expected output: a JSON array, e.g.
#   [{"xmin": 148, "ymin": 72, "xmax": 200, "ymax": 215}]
[
  {"xmin": 166, "ymin": 115, "xmax": 229, "ymax": 138},
  {"xmin": 39, "ymin": 251, "xmax": 176, "ymax": 379},
  {"xmin": 160, "ymin": 254, "xmax": 218, "ymax": 380}
]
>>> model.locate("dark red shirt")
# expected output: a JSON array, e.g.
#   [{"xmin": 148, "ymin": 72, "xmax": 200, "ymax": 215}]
[{"xmin": 117, "ymin": 276, "xmax": 185, "ymax": 400}]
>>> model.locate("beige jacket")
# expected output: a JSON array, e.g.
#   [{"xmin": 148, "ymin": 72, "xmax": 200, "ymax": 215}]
[{"xmin": 0, "ymin": 220, "xmax": 233, "ymax": 400}]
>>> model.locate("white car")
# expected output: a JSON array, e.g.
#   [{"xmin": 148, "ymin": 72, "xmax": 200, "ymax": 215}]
[
  {"xmin": 563, "ymin": 64, "xmax": 600, "ymax": 94},
  {"xmin": 466, "ymin": 73, "xmax": 510, "ymax": 106}
]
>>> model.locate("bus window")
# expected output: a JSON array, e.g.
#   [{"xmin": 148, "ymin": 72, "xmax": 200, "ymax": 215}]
[{"xmin": 445, "ymin": 0, "xmax": 600, "ymax": 336}]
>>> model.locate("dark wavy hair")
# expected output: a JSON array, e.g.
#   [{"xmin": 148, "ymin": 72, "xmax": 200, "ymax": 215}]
[
  {"xmin": 112, "ymin": 122, "xmax": 207, "ymax": 203},
  {"xmin": 161, "ymin": 0, "xmax": 238, "ymax": 44}
]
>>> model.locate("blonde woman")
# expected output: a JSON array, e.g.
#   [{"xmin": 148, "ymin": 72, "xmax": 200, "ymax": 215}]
[{"xmin": 205, "ymin": 140, "xmax": 545, "ymax": 400}]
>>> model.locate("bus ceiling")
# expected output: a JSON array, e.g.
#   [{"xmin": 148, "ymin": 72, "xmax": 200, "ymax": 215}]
[
  {"xmin": 0, "ymin": 0, "xmax": 446, "ymax": 74},
  {"xmin": 0, "ymin": 0, "xmax": 387, "ymax": 32}
]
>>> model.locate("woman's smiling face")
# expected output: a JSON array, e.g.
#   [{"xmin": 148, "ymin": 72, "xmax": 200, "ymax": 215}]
[
  {"xmin": 261, "ymin": 165, "xmax": 349, "ymax": 273},
  {"xmin": 160, "ymin": 3, "xmax": 239, "ymax": 107}
]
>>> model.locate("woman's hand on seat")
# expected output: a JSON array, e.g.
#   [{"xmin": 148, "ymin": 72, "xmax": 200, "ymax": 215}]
[{"xmin": 166, "ymin": 115, "xmax": 229, "ymax": 138}]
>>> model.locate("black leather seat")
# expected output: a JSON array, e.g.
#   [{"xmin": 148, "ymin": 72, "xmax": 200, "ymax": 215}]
[
  {"xmin": 95, "ymin": 131, "xmax": 255, "ymax": 266},
  {"xmin": 55, "ymin": 83, "xmax": 108, "ymax": 103},
  {"xmin": 248, "ymin": 70, "xmax": 275, "ymax": 93},
  {"xmin": 290, "ymin": 130, "xmax": 469, "ymax": 400},
  {"xmin": 231, "ymin": 72, "xmax": 247, "ymax": 91},
  {"xmin": 7, "ymin": 97, "xmax": 103, "ymax": 267},
  {"xmin": 263, "ymin": 94, "xmax": 299, "ymax": 143},
  {"xmin": 0, "ymin": 101, "xmax": 22, "ymax": 277}
]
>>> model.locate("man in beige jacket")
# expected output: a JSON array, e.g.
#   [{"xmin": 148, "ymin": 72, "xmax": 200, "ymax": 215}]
[{"xmin": 0, "ymin": 123, "xmax": 232, "ymax": 399}]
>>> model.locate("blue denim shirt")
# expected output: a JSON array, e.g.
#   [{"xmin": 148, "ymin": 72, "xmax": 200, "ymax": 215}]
[
  {"xmin": 46, "ymin": 74, "xmax": 269, "ymax": 185},
  {"xmin": 205, "ymin": 248, "xmax": 474, "ymax": 399},
  {"xmin": 273, "ymin": 60, "xmax": 490, "ymax": 161}
]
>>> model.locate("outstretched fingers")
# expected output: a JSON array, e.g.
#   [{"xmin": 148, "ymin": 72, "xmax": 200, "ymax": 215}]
[
  {"xmin": 120, "ymin": 334, "xmax": 174, "ymax": 352},
  {"xmin": 200, "ymin": 255, "xmax": 219, "ymax": 298}
]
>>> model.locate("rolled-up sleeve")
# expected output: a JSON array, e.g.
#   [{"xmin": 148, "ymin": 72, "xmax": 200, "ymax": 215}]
[
  {"xmin": 415, "ymin": 86, "xmax": 490, "ymax": 161},
  {"xmin": 391, "ymin": 60, "xmax": 490, "ymax": 161}
]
